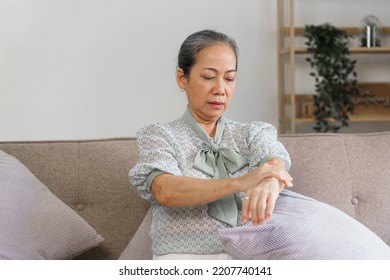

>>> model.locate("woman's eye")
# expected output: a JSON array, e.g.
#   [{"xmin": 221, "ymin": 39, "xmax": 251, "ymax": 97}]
[{"xmin": 225, "ymin": 77, "xmax": 235, "ymax": 82}]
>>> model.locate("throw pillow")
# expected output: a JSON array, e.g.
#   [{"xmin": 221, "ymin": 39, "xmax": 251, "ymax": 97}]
[
  {"xmin": 0, "ymin": 150, "xmax": 104, "ymax": 260},
  {"xmin": 118, "ymin": 208, "xmax": 153, "ymax": 260},
  {"xmin": 219, "ymin": 190, "xmax": 390, "ymax": 260}
]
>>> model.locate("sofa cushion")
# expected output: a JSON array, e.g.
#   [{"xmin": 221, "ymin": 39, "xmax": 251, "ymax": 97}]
[
  {"xmin": 0, "ymin": 150, "xmax": 104, "ymax": 260},
  {"xmin": 118, "ymin": 208, "xmax": 153, "ymax": 260},
  {"xmin": 279, "ymin": 134, "xmax": 356, "ymax": 217},
  {"xmin": 343, "ymin": 132, "xmax": 390, "ymax": 245},
  {"xmin": 279, "ymin": 132, "xmax": 390, "ymax": 246},
  {"xmin": 219, "ymin": 190, "xmax": 390, "ymax": 260}
]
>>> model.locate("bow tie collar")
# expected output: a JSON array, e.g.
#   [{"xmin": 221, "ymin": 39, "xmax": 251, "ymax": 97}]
[
  {"xmin": 182, "ymin": 108, "xmax": 248, "ymax": 178},
  {"xmin": 182, "ymin": 108, "xmax": 248, "ymax": 227}
]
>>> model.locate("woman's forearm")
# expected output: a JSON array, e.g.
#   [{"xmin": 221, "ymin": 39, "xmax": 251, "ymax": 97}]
[
  {"xmin": 151, "ymin": 158, "xmax": 292, "ymax": 208},
  {"xmin": 151, "ymin": 174, "xmax": 239, "ymax": 207}
]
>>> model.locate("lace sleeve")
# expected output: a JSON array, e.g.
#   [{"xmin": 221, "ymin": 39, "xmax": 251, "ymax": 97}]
[{"xmin": 128, "ymin": 124, "xmax": 183, "ymax": 203}]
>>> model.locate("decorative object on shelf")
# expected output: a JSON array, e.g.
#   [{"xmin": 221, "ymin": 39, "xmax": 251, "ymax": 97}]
[
  {"xmin": 304, "ymin": 23, "xmax": 359, "ymax": 133},
  {"xmin": 296, "ymin": 83, "xmax": 390, "ymax": 120},
  {"xmin": 360, "ymin": 15, "xmax": 381, "ymax": 48},
  {"xmin": 352, "ymin": 83, "xmax": 390, "ymax": 112}
]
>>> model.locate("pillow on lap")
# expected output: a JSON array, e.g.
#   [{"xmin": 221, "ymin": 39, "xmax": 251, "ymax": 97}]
[
  {"xmin": 118, "ymin": 208, "xmax": 153, "ymax": 260},
  {"xmin": 0, "ymin": 150, "xmax": 103, "ymax": 260},
  {"xmin": 219, "ymin": 190, "xmax": 390, "ymax": 260}
]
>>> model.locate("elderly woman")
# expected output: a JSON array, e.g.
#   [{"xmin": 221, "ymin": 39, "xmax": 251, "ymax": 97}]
[
  {"xmin": 129, "ymin": 30, "xmax": 390, "ymax": 260},
  {"xmin": 129, "ymin": 29, "xmax": 292, "ymax": 259}
]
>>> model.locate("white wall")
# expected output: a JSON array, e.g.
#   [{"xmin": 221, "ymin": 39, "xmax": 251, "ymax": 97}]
[
  {"xmin": 0, "ymin": 0, "xmax": 389, "ymax": 141},
  {"xmin": 0, "ymin": 0, "xmax": 277, "ymax": 140}
]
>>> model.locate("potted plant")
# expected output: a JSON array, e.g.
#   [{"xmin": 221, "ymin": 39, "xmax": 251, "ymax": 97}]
[{"xmin": 304, "ymin": 23, "xmax": 359, "ymax": 132}]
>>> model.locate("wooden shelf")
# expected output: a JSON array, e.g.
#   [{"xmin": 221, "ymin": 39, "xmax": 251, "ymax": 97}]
[
  {"xmin": 280, "ymin": 25, "xmax": 390, "ymax": 55},
  {"xmin": 296, "ymin": 115, "xmax": 390, "ymax": 123},
  {"xmin": 283, "ymin": 26, "xmax": 390, "ymax": 35},
  {"xmin": 294, "ymin": 47, "xmax": 390, "ymax": 54},
  {"xmin": 277, "ymin": 0, "xmax": 390, "ymax": 134}
]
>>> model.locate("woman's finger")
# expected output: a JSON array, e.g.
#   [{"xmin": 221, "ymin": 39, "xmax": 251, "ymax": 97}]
[
  {"xmin": 260, "ymin": 166, "xmax": 293, "ymax": 187},
  {"xmin": 241, "ymin": 194, "xmax": 251, "ymax": 224},
  {"xmin": 253, "ymin": 191, "xmax": 268, "ymax": 225},
  {"xmin": 265, "ymin": 189, "xmax": 279, "ymax": 220}
]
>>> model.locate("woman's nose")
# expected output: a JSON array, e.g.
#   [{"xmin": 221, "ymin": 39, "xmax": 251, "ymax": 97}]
[{"xmin": 213, "ymin": 79, "xmax": 226, "ymax": 95}]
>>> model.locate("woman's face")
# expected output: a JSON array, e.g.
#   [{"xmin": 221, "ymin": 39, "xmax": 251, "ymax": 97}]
[{"xmin": 177, "ymin": 44, "xmax": 237, "ymax": 124}]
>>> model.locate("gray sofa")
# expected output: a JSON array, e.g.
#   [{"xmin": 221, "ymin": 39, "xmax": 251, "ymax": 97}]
[{"xmin": 1, "ymin": 131, "xmax": 390, "ymax": 259}]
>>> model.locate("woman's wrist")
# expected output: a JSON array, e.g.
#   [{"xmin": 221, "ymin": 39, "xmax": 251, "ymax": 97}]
[
  {"xmin": 230, "ymin": 177, "xmax": 244, "ymax": 193},
  {"xmin": 262, "ymin": 177, "xmax": 284, "ymax": 193}
]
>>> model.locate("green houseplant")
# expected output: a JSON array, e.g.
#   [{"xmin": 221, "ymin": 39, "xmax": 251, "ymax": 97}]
[{"xmin": 304, "ymin": 23, "xmax": 359, "ymax": 132}]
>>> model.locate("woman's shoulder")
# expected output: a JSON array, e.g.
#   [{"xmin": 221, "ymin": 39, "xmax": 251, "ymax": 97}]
[
  {"xmin": 136, "ymin": 117, "xmax": 185, "ymax": 139},
  {"xmin": 224, "ymin": 117, "xmax": 277, "ymax": 135}
]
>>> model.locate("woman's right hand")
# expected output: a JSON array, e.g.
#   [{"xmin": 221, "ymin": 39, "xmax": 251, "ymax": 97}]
[{"xmin": 235, "ymin": 160, "xmax": 293, "ymax": 193}]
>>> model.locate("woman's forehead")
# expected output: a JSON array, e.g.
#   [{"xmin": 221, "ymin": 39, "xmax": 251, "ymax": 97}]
[{"xmin": 195, "ymin": 45, "xmax": 236, "ymax": 68}]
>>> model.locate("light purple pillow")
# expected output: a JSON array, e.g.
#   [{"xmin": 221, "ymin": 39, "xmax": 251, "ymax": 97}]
[
  {"xmin": 219, "ymin": 190, "xmax": 390, "ymax": 260},
  {"xmin": 0, "ymin": 150, "xmax": 104, "ymax": 260},
  {"xmin": 119, "ymin": 208, "xmax": 153, "ymax": 260}
]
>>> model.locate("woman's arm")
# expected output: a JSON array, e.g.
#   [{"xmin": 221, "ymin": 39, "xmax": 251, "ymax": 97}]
[
  {"xmin": 151, "ymin": 159, "xmax": 292, "ymax": 208},
  {"xmin": 151, "ymin": 174, "xmax": 235, "ymax": 207}
]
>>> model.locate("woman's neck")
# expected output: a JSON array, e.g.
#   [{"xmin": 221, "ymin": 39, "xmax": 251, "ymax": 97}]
[
  {"xmin": 188, "ymin": 107, "xmax": 219, "ymax": 137},
  {"xmin": 198, "ymin": 122, "xmax": 217, "ymax": 137}
]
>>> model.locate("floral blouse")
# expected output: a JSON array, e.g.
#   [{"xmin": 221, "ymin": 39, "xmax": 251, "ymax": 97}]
[{"xmin": 129, "ymin": 110, "xmax": 291, "ymax": 255}]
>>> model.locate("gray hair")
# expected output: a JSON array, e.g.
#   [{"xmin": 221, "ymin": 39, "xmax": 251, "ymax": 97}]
[{"xmin": 177, "ymin": 30, "xmax": 238, "ymax": 77}]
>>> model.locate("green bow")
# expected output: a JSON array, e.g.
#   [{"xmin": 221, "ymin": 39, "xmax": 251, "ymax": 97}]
[
  {"xmin": 183, "ymin": 108, "xmax": 248, "ymax": 227},
  {"xmin": 194, "ymin": 143, "xmax": 248, "ymax": 178}
]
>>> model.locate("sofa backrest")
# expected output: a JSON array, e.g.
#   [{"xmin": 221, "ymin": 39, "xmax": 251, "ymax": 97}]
[
  {"xmin": 279, "ymin": 132, "xmax": 390, "ymax": 246},
  {"xmin": 0, "ymin": 138, "xmax": 149, "ymax": 260}
]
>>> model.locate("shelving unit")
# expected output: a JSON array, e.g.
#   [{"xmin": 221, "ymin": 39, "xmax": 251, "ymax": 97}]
[{"xmin": 277, "ymin": 0, "xmax": 390, "ymax": 133}]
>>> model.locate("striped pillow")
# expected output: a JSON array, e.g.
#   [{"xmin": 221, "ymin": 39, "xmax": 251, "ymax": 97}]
[
  {"xmin": 219, "ymin": 190, "xmax": 390, "ymax": 260},
  {"xmin": 118, "ymin": 208, "xmax": 153, "ymax": 260},
  {"xmin": 0, "ymin": 150, "xmax": 103, "ymax": 259}
]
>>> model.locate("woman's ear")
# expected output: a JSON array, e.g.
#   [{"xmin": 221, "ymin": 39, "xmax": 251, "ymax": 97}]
[{"xmin": 176, "ymin": 68, "xmax": 187, "ymax": 90}]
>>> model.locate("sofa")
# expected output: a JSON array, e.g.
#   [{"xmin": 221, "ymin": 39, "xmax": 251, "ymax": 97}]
[{"xmin": 1, "ymin": 131, "xmax": 390, "ymax": 259}]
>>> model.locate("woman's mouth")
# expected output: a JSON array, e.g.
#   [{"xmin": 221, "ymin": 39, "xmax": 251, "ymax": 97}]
[{"xmin": 208, "ymin": 101, "xmax": 225, "ymax": 109}]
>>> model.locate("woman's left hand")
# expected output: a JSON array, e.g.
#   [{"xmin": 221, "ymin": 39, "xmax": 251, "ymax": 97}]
[{"xmin": 241, "ymin": 177, "xmax": 283, "ymax": 226}]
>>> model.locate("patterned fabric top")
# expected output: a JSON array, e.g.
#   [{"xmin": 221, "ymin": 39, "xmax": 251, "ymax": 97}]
[{"xmin": 128, "ymin": 110, "xmax": 291, "ymax": 255}]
